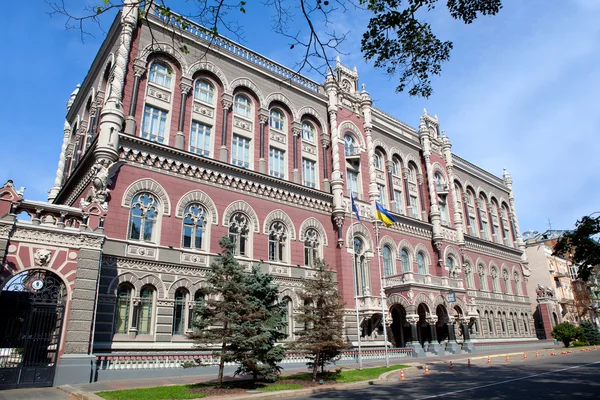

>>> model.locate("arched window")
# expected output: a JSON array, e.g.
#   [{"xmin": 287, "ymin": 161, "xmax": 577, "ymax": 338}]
[
  {"xmin": 128, "ymin": 193, "xmax": 159, "ymax": 242},
  {"xmin": 479, "ymin": 195, "xmax": 490, "ymax": 240},
  {"xmin": 268, "ymin": 221, "xmax": 287, "ymax": 262},
  {"xmin": 344, "ymin": 133, "xmax": 358, "ymax": 156},
  {"xmin": 512, "ymin": 314, "xmax": 518, "ymax": 333},
  {"xmin": 383, "ymin": 245, "xmax": 394, "ymax": 277},
  {"xmin": 400, "ymin": 249, "xmax": 410, "ymax": 272},
  {"xmin": 228, "ymin": 213, "xmax": 249, "ymax": 256},
  {"xmin": 301, "ymin": 121, "xmax": 315, "ymax": 142},
  {"xmin": 392, "ymin": 158, "xmax": 401, "ymax": 176},
  {"xmin": 194, "ymin": 79, "xmax": 214, "ymax": 103},
  {"xmin": 446, "ymin": 257, "xmax": 454, "ymax": 270},
  {"xmin": 138, "ymin": 286, "xmax": 155, "ymax": 334},
  {"xmin": 190, "ymin": 290, "xmax": 205, "ymax": 330},
  {"xmin": 114, "ymin": 284, "xmax": 133, "ymax": 334},
  {"xmin": 500, "ymin": 312, "xmax": 506, "ymax": 333},
  {"xmin": 182, "ymin": 204, "xmax": 207, "ymax": 250},
  {"xmin": 281, "ymin": 297, "xmax": 292, "ymax": 336},
  {"xmin": 270, "ymin": 109, "xmax": 285, "ymax": 131},
  {"xmin": 408, "ymin": 165, "xmax": 417, "ymax": 183},
  {"xmin": 304, "ymin": 228, "xmax": 320, "ymax": 267},
  {"xmin": 353, "ymin": 237, "xmax": 368, "ymax": 296},
  {"xmin": 172, "ymin": 289, "xmax": 188, "ymax": 335},
  {"xmin": 148, "ymin": 62, "xmax": 172, "ymax": 88},
  {"xmin": 234, "ymin": 94, "xmax": 252, "ymax": 118},
  {"xmin": 375, "ymin": 151, "xmax": 384, "ymax": 170},
  {"xmin": 434, "ymin": 172, "xmax": 445, "ymax": 191},
  {"xmin": 523, "ymin": 313, "xmax": 529, "ymax": 333},
  {"xmin": 487, "ymin": 312, "xmax": 494, "ymax": 334},
  {"xmin": 417, "ymin": 252, "xmax": 426, "ymax": 274}
]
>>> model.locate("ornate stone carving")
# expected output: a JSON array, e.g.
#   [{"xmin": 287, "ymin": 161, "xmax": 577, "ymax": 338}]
[
  {"xmin": 34, "ymin": 249, "xmax": 52, "ymax": 266},
  {"xmin": 536, "ymin": 284, "xmax": 554, "ymax": 299},
  {"xmin": 80, "ymin": 161, "xmax": 121, "ymax": 210}
]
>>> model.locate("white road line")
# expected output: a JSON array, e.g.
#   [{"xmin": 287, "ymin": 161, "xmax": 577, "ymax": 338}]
[{"xmin": 414, "ymin": 360, "xmax": 600, "ymax": 400}]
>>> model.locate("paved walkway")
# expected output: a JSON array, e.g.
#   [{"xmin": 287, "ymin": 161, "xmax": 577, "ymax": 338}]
[{"xmin": 65, "ymin": 343, "xmax": 560, "ymax": 395}]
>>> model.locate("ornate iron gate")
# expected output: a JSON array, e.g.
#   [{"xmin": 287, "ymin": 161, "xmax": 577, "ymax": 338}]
[{"xmin": 0, "ymin": 270, "xmax": 66, "ymax": 389}]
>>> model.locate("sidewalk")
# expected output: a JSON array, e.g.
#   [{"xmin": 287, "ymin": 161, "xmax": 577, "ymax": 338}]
[{"xmin": 59, "ymin": 343, "xmax": 561, "ymax": 399}]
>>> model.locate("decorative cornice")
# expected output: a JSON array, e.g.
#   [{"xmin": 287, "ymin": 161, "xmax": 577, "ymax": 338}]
[
  {"xmin": 465, "ymin": 236, "xmax": 522, "ymax": 263},
  {"xmin": 119, "ymin": 135, "xmax": 333, "ymax": 214},
  {"xmin": 10, "ymin": 225, "xmax": 104, "ymax": 250}
]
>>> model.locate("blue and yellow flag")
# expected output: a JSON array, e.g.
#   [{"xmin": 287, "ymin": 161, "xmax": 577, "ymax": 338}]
[
  {"xmin": 375, "ymin": 202, "xmax": 396, "ymax": 227},
  {"xmin": 351, "ymin": 193, "xmax": 361, "ymax": 221}
]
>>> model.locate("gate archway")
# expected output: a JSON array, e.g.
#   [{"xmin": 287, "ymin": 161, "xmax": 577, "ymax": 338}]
[{"xmin": 0, "ymin": 269, "xmax": 67, "ymax": 389}]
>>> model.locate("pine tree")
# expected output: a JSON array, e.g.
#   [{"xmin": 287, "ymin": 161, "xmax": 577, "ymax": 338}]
[
  {"xmin": 188, "ymin": 237, "xmax": 251, "ymax": 386},
  {"xmin": 290, "ymin": 258, "xmax": 348, "ymax": 381},
  {"xmin": 229, "ymin": 266, "xmax": 288, "ymax": 383},
  {"xmin": 580, "ymin": 320, "xmax": 600, "ymax": 345}
]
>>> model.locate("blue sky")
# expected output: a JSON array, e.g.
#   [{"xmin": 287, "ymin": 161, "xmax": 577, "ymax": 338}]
[{"xmin": 1, "ymin": 0, "xmax": 599, "ymax": 233}]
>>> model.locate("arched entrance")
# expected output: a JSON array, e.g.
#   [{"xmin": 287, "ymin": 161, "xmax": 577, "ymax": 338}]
[
  {"xmin": 390, "ymin": 305, "xmax": 411, "ymax": 347},
  {"xmin": 417, "ymin": 304, "xmax": 431, "ymax": 344},
  {"xmin": 0, "ymin": 269, "xmax": 67, "ymax": 389},
  {"xmin": 552, "ymin": 312, "xmax": 559, "ymax": 327}
]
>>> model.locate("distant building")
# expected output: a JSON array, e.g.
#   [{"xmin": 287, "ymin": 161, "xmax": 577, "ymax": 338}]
[{"xmin": 0, "ymin": 1, "xmax": 538, "ymax": 389}]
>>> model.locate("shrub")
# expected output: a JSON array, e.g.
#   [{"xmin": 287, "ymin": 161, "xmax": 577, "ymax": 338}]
[
  {"xmin": 551, "ymin": 322, "xmax": 582, "ymax": 347},
  {"xmin": 572, "ymin": 341, "xmax": 587, "ymax": 347},
  {"xmin": 580, "ymin": 321, "xmax": 600, "ymax": 345}
]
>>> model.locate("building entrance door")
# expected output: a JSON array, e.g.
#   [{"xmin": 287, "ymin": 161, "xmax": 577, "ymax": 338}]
[{"xmin": 0, "ymin": 269, "xmax": 66, "ymax": 389}]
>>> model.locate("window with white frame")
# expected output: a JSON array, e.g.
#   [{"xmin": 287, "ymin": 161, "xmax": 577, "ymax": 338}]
[
  {"xmin": 269, "ymin": 147, "xmax": 285, "ymax": 178},
  {"xmin": 353, "ymin": 237, "xmax": 368, "ymax": 296},
  {"xmin": 394, "ymin": 190, "xmax": 404, "ymax": 214},
  {"xmin": 304, "ymin": 228, "xmax": 320, "ymax": 267},
  {"xmin": 344, "ymin": 133, "xmax": 358, "ymax": 156},
  {"xmin": 138, "ymin": 286, "xmax": 155, "ymax": 334},
  {"xmin": 377, "ymin": 184, "xmax": 387, "ymax": 207},
  {"xmin": 114, "ymin": 284, "xmax": 133, "ymax": 334},
  {"xmin": 408, "ymin": 165, "xmax": 417, "ymax": 183},
  {"xmin": 302, "ymin": 121, "xmax": 315, "ymax": 142},
  {"xmin": 409, "ymin": 195, "xmax": 419, "ymax": 218},
  {"xmin": 281, "ymin": 297, "xmax": 292, "ymax": 336},
  {"xmin": 347, "ymin": 169, "xmax": 359, "ymax": 198},
  {"xmin": 439, "ymin": 201, "xmax": 448, "ymax": 225},
  {"xmin": 141, "ymin": 105, "xmax": 167, "ymax": 143},
  {"xmin": 128, "ymin": 192, "xmax": 159, "ymax": 242},
  {"xmin": 400, "ymin": 249, "xmax": 410, "ymax": 272},
  {"xmin": 375, "ymin": 151, "xmax": 384, "ymax": 170},
  {"xmin": 268, "ymin": 221, "xmax": 287, "ymax": 263},
  {"xmin": 234, "ymin": 94, "xmax": 252, "ymax": 118},
  {"xmin": 190, "ymin": 290, "xmax": 205, "ymax": 331},
  {"xmin": 434, "ymin": 172, "xmax": 445, "ymax": 192},
  {"xmin": 172, "ymin": 288, "xmax": 188, "ymax": 335},
  {"xmin": 194, "ymin": 80, "xmax": 214, "ymax": 104},
  {"xmin": 270, "ymin": 109, "xmax": 285, "ymax": 131},
  {"xmin": 417, "ymin": 252, "xmax": 426, "ymax": 274},
  {"xmin": 228, "ymin": 213, "xmax": 249, "ymax": 256},
  {"xmin": 148, "ymin": 62, "xmax": 172, "ymax": 88},
  {"xmin": 383, "ymin": 245, "xmax": 394, "ymax": 276},
  {"xmin": 182, "ymin": 203, "xmax": 207, "ymax": 250},
  {"xmin": 392, "ymin": 158, "xmax": 401, "ymax": 176},
  {"xmin": 190, "ymin": 121, "xmax": 211, "ymax": 156},
  {"xmin": 302, "ymin": 158, "xmax": 316, "ymax": 188},
  {"xmin": 232, "ymin": 134, "xmax": 250, "ymax": 168}
]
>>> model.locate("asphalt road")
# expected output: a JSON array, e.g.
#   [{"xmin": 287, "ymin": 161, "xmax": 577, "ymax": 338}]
[{"xmin": 296, "ymin": 351, "xmax": 600, "ymax": 400}]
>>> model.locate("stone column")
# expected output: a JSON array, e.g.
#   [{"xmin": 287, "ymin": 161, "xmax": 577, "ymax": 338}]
[
  {"xmin": 174, "ymin": 78, "xmax": 192, "ymax": 150},
  {"xmin": 406, "ymin": 314, "xmax": 425, "ymax": 357},
  {"xmin": 360, "ymin": 87, "xmax": 378, "ymax": 216},
  {"xmin": 321, "ymin": 136, "xmax": 331, "ymax": 192},
  {"xmin": 48, "ymin": 121, "xmax": 72, "ymax": 202},
  {"xmin": 441, "ymin": 136, "xmax": 464, "ymax": 245},
  {"xmin": 54, "ymin": 234, "xmax": 105, "ymax": 386},
  {"xmin": 445, "ymin": 318, "xmax": 461, "ymax": 354},
  {"xmin": 219, "ymin": 94, "xmax": 233, "ymax": 162},
  {"xmin": 292, "ymin": 123, "xmax": 302, "ymax": 184},
  {"xmin": 427, "ymin": 316, "xmax": 444, "ymax": 355},
  {"xmin": 417, "ymin": 174, "xmax": 427, "ymax": 221},
  {"xmin": 386, "ymin": 160, "xmax": 395, "ymax": 209},
  {"xmin": 461, "ymin": 318, "xmax": 475, "ymax": 353},
  {"xmin": 418, "ymin": 113, "xmax": 442, "ymax": 243},
  {"xmin": 258, "ymin": 111, "xmax": 268, "ymax": 174},
  {"xmin": 402, "ymin": 168, "xmax": 411, "ymax": 214},
  {"xmin": 123, "ymin": 61, "xmax": 146, "ymax": 135}
]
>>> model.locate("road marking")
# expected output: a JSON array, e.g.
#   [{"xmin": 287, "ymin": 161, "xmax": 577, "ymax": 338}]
[{"xmin": 414, "ymin": 360, "xmax": 600, "ymax": 400}]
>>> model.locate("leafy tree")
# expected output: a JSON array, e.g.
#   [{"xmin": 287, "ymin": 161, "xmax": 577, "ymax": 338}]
[
  {"xmin": 48, "ymin": 0, "xmax": 504, "ymax": 97},
  {"xmin": 290, "ymin": 258, "xmax": 348, "ymax": 381},
  {"xmin": 553, "ymin": 213, "xmax": 600, "ymax": 282},
  {"xmin": 551, "ymin": 322, "xmax": 583, "ymax": 348},
  {"xmin": 580, "ymin": 320, "xmax": 600, "ymax": 346},
  {"xmin": 229, "ymin": 265, "xmax": 288, "ymax": 383}
]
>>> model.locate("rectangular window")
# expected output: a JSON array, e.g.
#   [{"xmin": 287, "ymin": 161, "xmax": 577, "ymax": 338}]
[
  {"xmin": 481, "ymin": 220, "xmax": 490, "ymax": 239},
  {"xmin": 439, "ymin": 202, "xmax": 448, "ymax": 225},
  {"xmin": 470, "ymin": 216, "xmax": 478, "ymax": 235},
  {"xmin": 394, "ymin": 190, "xmax": 404, "ymax": 214},
  {"xmin": 190, "ymin": 121, "xmax": 211, "ymax": 156},
  {"xmin": 302, "ymin": 158, "xmax": 316, "ymax": 188},
  {"xmin": 409, "ymin": 196, "xmax": 419, "ymax": 218},
  {"xmin": 377, "ymin": 184, "xmax": 387, "ymax": 207},
  {"xmin": 347, "ymin": 170, "xmax": 359, "ymax": 198},
  {"xmin": 232, "ymin": 135, "xmax": 250, "ymax": 168},
  {"xmin": 269, "ymin": 147, "xmax": 285, "ymax": 178},
  {"xmin": 141, "ymin": 106, "xmax": 167, "ymax": 143}
]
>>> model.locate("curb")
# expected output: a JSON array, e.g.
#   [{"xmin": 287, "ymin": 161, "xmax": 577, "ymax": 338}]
[{"xmin": 57, "ymin": 385, "xmax": 106, "ymax": 400}]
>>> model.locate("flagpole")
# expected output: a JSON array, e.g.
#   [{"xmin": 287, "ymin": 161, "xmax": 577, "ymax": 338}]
[
  {"xmin": 350, "ymin": 195, "xmax": 363, "ymax": 370},
  {"xmin": 374, "ymin": 218, "xmax": 390, "ymax": 368}
]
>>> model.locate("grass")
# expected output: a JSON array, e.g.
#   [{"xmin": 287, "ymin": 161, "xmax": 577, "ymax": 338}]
[
  {"xmin": 96, "ymin": 385, "xmax": 205, "ymax": 400},
  {"xmin": 288, "ymin": 364, "xmax": 409, "ymax": 383},
  {"xmin": 258, "ymin": 383, "xmax": 303, "ymax": 391}
]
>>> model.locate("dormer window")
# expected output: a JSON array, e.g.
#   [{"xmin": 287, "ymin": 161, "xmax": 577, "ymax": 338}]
[
  {"xmin": 270, "ymin": 109, "xmax": 285, "ymax": 131},
  {"xmin": 148, "ymin": 63, "xmax": 172, "ymax": 88},
  {"xmin": 234, "ymin": 95, "xmax": 252, "ymax": 118},
  {"xmin": 194, "ymin": 80, "xmax": 214, "ymax": 104}
]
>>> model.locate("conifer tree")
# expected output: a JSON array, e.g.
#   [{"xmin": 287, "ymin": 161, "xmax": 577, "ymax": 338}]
[
  {"xmin": 580, "ymin": 320, "xmax": 600, "ymax": 345},
  {"xmin": 290, "ymin": 258, "xmax": 348, "ymax": 381},
  {"xmin": 230, "ymin": 266, "xmax": 287, "ymax": 383},
  {"xmin": 188, "ymin": 236, "xmax": 251, "ymax": 386}
]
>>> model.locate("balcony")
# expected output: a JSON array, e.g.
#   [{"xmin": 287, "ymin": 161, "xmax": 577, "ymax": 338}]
[
  {"xmin": 344, "ymin": 145, "xmax": 361, "ymax": 161},
  {"xmin": 383, "ymin": 272, "xmax": 464, "ymax": 291},
  {"xmin": 435, "ymin": 183, "xmax": 449, "ymax": 195}
]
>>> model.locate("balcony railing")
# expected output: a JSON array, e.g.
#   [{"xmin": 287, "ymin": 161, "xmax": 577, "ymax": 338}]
[
  {"xmin": 345, "ymin": 145, "xmax": 361, "ymax": 157},
  {"xmin": 383, "ymin": 272, "xmax": 464, "ymax": 290}
]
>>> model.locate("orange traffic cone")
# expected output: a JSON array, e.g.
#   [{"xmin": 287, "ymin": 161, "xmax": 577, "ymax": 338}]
[
  {"xmin": 595, "ymin": 345, "xmax": 597, "ymax": 350},
  {"xmin": 450, "ymin": 361, "xmax": 454, "ymax": 370},
  {"xmin": 506, "ymin": 354, "xmax": 510, "ymax": 362},
  {"xmin": 467, "ymin": 358, "xmax": 471, "ymax": 368},
  {"xmin": 523, "ymin": 353, "xmax": 527, "ymax": 360},
  {"xmin": 487, "ymin": 356, "xmax": 491, "ymax": 365},
  {"xmin": 535, "ymin": 351, "xmax": 539, "ymax": 358},
  {"xmin": 425, "ymin": 364, "xmax": 430, "ymax": 374},
  {"xmin": 400, "ymin": 370, "xmax": 405, "ymax": 380}
]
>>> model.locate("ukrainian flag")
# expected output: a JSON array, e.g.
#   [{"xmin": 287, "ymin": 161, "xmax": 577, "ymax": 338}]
[{"xmin": 375, "ymin": 202, "xmax": 397, "ymax": 227}]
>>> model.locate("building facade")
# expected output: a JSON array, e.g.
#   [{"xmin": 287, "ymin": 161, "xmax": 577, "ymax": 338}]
[{"xmin": 0, "ymin": 2, "xmax": 538, "ymax": 388}]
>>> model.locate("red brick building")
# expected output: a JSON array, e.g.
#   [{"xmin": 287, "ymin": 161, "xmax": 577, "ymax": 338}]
[{"xmin": 0, "ymin": 1, "xmax": 542, "ymax": 388}]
